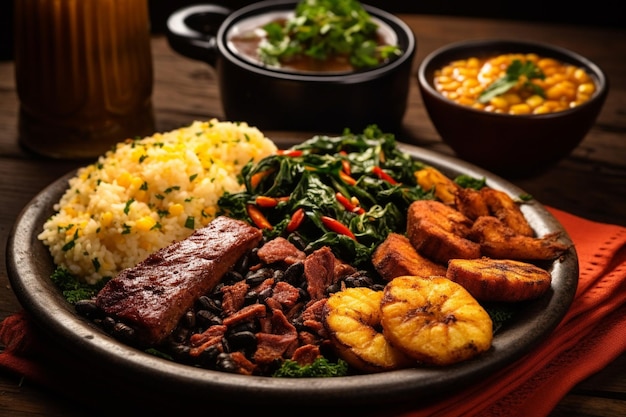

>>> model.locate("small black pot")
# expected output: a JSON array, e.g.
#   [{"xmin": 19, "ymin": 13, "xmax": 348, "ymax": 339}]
[{"xmin": 166, "ymin": 0, "xmax": 416, "ymax": 133}]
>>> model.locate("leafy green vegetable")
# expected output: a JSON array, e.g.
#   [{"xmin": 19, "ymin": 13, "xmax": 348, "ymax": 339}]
[
  {"xmin": 273, "ymin": 357, "xmax": 349, "ymax": 377},
  {"xmin": 478, "ymin": 59, "xmax": 546, "ymax": 104},
  {"xmin": 484, "ymin": 303, "xmax": 516, "ymax": 333},
  {"xmin": 218, "ymin": 125, "xmax": 432, "ymax": 269},
  {"xmin": 50, "ymin": 267, "xmax": 107, "ymax": 304},
  {"xmin": 454, "ymin": 174, "xmax": 486, "ymax": 190},
  {"xmin": 258, "ymin": 0, "xmax": 401, "ymax": 69}
]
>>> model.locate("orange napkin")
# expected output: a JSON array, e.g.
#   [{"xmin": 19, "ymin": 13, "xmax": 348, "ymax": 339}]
[{"xmin": 1, "ymin": 208, "xmax": 625, "ymax": 416}]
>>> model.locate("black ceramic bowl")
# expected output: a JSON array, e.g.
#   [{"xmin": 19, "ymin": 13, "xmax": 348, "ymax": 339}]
[
  {"xmin": 417, "ymin": 39, "xmax": 608, "ymax": 178},
  {"xmin": 166, "ymin": 0, "xmax": 416, "ymax": 133}
]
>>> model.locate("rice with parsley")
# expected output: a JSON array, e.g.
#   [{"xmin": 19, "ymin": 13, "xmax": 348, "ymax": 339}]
[{"xmin": 38, "ymin": 120, "xmax": 277, "ymax": 285}]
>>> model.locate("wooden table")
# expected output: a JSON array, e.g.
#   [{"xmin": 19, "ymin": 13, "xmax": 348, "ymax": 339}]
[{"xmin": 1, "ymin": 14, "xmax": 625, "ymax": 417}]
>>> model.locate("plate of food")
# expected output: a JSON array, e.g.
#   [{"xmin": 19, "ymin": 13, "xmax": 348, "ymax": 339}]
[{"xmin": 6, "ymin": 120, "xmax": 578, "ymax": 410}]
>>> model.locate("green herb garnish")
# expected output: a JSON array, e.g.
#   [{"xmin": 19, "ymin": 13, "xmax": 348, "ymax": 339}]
[
  {"xmin": 258, "ymin": 0, "xmax": 401, "ymax": 69},
  {"xmin": 50, "ymin": 267, "xmax": 106, "ymax": 304},
  {"xmin": 478, "ymin": 59, "xmax": 545, "ymax": 104},
  {"xmin": 273, "ymin": 357, "xmax": 349, "ymax": 378}
]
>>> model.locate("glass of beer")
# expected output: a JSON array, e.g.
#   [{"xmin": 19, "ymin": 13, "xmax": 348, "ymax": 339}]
[{"xmin": 14, "ymin": 0, "xmax": 155, "ymax": 159}]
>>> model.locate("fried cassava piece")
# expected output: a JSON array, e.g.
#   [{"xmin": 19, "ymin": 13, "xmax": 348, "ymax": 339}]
[{"xmin": 372, "ymin": 232, "xmax": 447, "ymax": 281}]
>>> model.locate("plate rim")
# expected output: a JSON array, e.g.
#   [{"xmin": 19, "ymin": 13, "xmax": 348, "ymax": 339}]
[{"xmin": 6, "ymin": 139, "xmax": 579, "ymax": 407}]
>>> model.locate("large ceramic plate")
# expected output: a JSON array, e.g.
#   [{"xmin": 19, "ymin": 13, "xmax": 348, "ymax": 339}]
[{"xmin": 6, "ymin": 139, "xmax": 578, "ymax": 410}]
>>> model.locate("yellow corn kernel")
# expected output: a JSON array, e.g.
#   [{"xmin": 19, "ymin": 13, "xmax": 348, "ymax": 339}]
[
  {"xmin": 435, "ymin": 75, "xmax": 452, "ymax": 85},
  {"xmin": 457, "ymin": 96, "xmax": 475, "ymax": 106},
  {"xmin": 489, "ymin": 96, "xmax": 509, "ymax": 110},
  {"xmin": 546, "ymin": 83, "xmax": 570, "ymax": 100},
  {"xmin": 439, "ymin": 81, "xmax": 461, "ymax": 92},
  {"xmin": 131, "ymin": 176, "xmax": 144, "ymax": 190},
  {"xmin": 578, "ymin": 82, "xmax": 596, "ymax": 96},
  {"xmin": 135, "ymin": 216, "xmax": 156, "ymax": 232},
  {"xmin": 169, "ymin": 203, "xmax": 184, "ymax": 216},
  {"xmin": 533, "ymin": 105, "xmax": 552, "ymax": 114},
  {"xmin": 117, "ymin": 171, "xmax": 132, "ymax": 188},
  {"xmin": 462, "ymin": 78, "xmax": 480, "ymax": 89},
  {"xmin": 576, "ymin": 93, "xmax": 591, "ymax": 103},
  {"xmin": 509, "ymin": 103, "xmax": 532, "ymax": 114},
  {"xmin": 502, "ymin": 93, "xmax": 522, "ymax": 105},
  {"xmin": 538, "ymin": 57, "xmax": 560, "ymax": 69},
  {"xmin": 466, "ymin": 57, "xmax": 481, "ymax": 68},
  {"xmin": 573, "ymin": 68, "xmax": 591, "ymax": 83},
  {"xmin": 525, "ymin": 94, "xmax": 544, "ymax": 109},
  {"xmin": 100, "ymin": 211, "xmax": 113, "ymax": 228}
]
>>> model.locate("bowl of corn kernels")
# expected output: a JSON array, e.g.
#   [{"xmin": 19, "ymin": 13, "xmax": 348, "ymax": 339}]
[{"xmin": 417, "ymin": 39, "xmax": 608, "ymax": 178}]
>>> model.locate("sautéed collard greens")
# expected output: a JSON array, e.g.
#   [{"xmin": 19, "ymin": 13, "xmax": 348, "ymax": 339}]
[{"xmin": 218, "ymin": 126, "xmax": 436, "ymax": 268}]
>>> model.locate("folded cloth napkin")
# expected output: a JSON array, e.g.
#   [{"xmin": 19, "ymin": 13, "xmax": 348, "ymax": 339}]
[{"xmin": 1, "ymin": 207, "xmax": 625, "ymax": 416}]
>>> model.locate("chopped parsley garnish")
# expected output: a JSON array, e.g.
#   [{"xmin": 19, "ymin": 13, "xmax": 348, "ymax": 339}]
[
  {"xmin": 50, "ymin": 267, "xmax": 106, "ymax": 304},
  {"xmin": 273, "ymin": 357, "xmax": 348, "ymax": 378},
  {"xmin": 123, "ymin": 199, "xmax": 135, "ymax": 215},
  {"xmin": 478, "ymin": 59, "xmax": 546, "ymax": 104},
  {"xmin": 184, "ymin": 216, "xmax": 195, "ymax": 229},
  {"xmin": 164, "ymin": 186, "xmax": 180, "ymax": 194},
  {"xmin": 92, "ymin": 257, "xmax": 101, "ymax": 272}
]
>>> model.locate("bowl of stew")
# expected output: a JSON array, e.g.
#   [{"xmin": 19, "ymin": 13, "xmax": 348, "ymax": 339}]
[
  {"xmin": 417, "ymin": 39, "xmax": 608, "ymax": 178},
  {"xmin": 165, "ymin": 0, "xmax": 416, "ymax": 133}
]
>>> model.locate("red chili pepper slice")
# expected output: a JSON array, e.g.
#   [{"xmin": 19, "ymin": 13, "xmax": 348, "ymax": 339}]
[
  {"xmin": 247, "ymin": 204, "xmax": 272, "ymax": 230},
  {"xmin": 276, "ymin": 149, "xmax": 304, "ymax": 157},
  {"xmin": 372, "ymin": 166, "xmax": 398, "ymax": 185},
  {"xmin": 255, "ymin": 195, "xmax": 279, "ymax": 208},
  {"xmin": 339, "ymin": 151, "xmax": 351, "ymax": 175},
  {"xmin": 250, "ymin": 168, "xmax": 275, "ymax": 189},
  {"xmin": 339, "ymin": 170, "xmax": 357, "ymax": 186},
  {"xmin": 286, "ymin": 208, "xmax": 305, "ymax": 232},
  {"xmin": 335, "ymin": 192, "xmax": 365, "ymax": 214},
  {"xmin": 321, "ymin": 216, "xmax": 356, "ymax": 240}
]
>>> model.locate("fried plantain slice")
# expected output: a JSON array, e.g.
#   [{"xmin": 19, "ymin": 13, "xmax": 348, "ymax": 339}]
[
  {"xmin": 447, "ymin": 257, "xmax": 552, "ymax": 302},
  {"xmin": 470, "ymin": 216, "xmax": 569, "ymax": 260},
  {"xmin": 322, "ymin": 287, "xmax": 413, "ymax": 373},
  {"xmin": 415, "ymin": 166, "xmax": 460, "ymax": 205},
  {"xmin": 406, "ymin": 200, "xmax": 481, "ymax": 264},
  {"xmin": 372, "ymin": 233, "xmax": 447, "ymax": 281},
  {"xmin": 381, "ymin": 275, "xmax": 493, "ymax": 366}
]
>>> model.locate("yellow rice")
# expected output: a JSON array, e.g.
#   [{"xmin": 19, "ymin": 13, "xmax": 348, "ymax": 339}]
[{"xmin": 38, "ymin": 119, "xmax": 277, "ymax": 284}]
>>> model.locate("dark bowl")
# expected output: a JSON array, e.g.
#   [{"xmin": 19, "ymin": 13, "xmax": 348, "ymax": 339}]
[
  {"xmin": 165, "ymin": 0, "xmax": 416, "ymax": 134},
  {"xmin": 417, "ymin": 39, "xmax": 608, "ymax": 178}
]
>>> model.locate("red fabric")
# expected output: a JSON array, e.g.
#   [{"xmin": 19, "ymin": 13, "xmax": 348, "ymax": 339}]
[{"xmin": 1, "ymin": 208, "xmax": 625, "ymax": 416}]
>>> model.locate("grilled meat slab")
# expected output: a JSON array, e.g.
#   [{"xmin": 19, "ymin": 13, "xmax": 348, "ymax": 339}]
[{"xmin": 95, "ymin": 216, "xmax": 262, "ymax": 346}]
